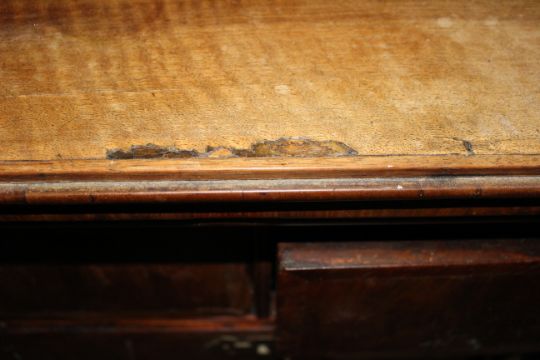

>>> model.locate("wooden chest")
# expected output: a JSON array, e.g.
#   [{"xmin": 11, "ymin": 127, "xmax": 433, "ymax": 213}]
[{"xmin": 0, "ymin": 0, "xmax": 539, "ymax": 358}]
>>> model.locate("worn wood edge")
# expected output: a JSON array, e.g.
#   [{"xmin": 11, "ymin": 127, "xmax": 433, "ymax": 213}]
[
  {"xmin": 1, "ymin": 155, "xmax": 540, "ymax": 181},
  {"xmin": 0, "ymin": 176, "xmax": 539, "ymax": 205},
  {"xmin": 278, "ymin": 240, "xmax": 540, "ymax": 272}
]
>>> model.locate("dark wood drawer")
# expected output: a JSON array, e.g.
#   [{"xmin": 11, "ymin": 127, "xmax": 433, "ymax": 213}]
[
  {"xmin": 0, "ymin": 264, "xmax": 252, "ymax": 316},
  {"xmin": 0, "ymin": 226, "xmax": 263, "ymax": 318},
  {"xmin": 277, "ymin": 240, "xmax": 540, "ymax": 358}
]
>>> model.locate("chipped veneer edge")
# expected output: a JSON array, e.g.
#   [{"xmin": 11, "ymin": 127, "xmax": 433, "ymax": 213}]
[{"xmin": 106, "ymin": 137, "xmax": 358, "ymax": 159}]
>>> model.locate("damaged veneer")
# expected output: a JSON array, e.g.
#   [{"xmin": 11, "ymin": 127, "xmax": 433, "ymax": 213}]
[{"xmin": 106, "ymin": 138, "xmax": 358, "ymax": 159}]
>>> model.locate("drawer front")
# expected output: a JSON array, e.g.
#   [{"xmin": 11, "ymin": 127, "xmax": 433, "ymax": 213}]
[
  {"xmin": 277, "ymin": 240, "xmax": 540, "ymax": 358},
  {"xmin": 0, "ymin": 226, "xmax": 265, "ymax": 317},
  {"xmin": 0, "ymin": 264, "xmax": 252, "ymax": 316}
]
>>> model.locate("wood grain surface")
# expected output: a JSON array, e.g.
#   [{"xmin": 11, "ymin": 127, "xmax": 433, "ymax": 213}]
[{"xmin": 1, "ymin": 0, "xmax": 539, "ymax": 163}]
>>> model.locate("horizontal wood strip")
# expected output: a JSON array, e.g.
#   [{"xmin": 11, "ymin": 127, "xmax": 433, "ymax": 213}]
[
  {"xmin": 279, "ymin": 240, "xmax": 540, "ymax": 271},
  {"xmin": 1, "ymin": 155, "xmax": 540, "ymax": 181},
  {"xmin": 0, "ymin": 176, "xmax": 539, "ymax": 205},
  {"xmin": 2, "ymin": 316, "xmax": 273, "ymax": 334},
  {"xmin": 1, "ymin": 207, "xmax": 539, "ymax": 222}
]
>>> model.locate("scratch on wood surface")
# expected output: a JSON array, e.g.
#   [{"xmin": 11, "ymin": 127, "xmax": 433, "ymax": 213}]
[{"xmin": 106, "ymin": 138, "xmax": 358, "ymax": 159}]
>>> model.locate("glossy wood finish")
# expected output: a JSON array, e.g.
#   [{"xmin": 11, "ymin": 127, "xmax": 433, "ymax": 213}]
[
  {"xmin": 1, "ymin": 156, "xmax": 540, "ymax": 182},
  {"xmin": 1, "ymin": 176, "xmax": 539, "ymax": 222},
  {"xmin": 277, "ymin": 240, "xmax": 540, "ymax": 358},
  {"xmin": 1, "ymin": 176, "xmax": 540, "ymax": 205}
]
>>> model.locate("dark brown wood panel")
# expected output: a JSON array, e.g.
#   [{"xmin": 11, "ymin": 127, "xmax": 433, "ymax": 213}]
[
  {"xmin": 277, "ymin": 240, "xmax": 540, "ymax": 358},
  {"xmin": 0, "ymin": 264, "xmax": 252, "ymax": 316},
  {"xmin": 0, "ymin": 225, "xmax": 269, "ymax": 318}
]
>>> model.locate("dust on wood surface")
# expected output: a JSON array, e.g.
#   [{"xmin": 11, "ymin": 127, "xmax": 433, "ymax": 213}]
[{"xmin": 0, "ymin": 0, "xmax": 539, "ymax": 161}]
